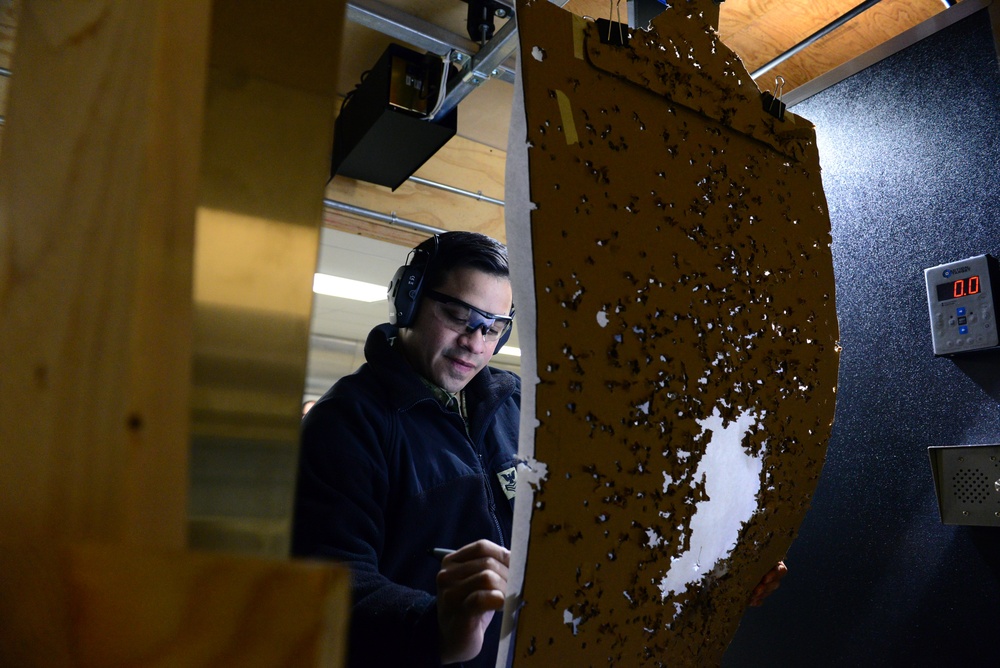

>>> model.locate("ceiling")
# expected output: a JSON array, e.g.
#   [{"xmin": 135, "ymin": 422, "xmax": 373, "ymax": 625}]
[
  {"xmin": 332, "ymin": 0, "xmax": 951, "ymax": 149},
  {"xmin": 305, "ymin": 0, "xmax": 957, "ymax": 397}
]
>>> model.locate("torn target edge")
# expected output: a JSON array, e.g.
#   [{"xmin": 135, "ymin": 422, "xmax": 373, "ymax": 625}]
[{"xmin": 498, "ymin": 56, "xmax": 541, "ymax": 664}]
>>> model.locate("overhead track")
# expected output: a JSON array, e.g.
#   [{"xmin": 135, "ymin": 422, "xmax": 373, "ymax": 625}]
[
  {"xmin": 346, "ymin": 0, "xmax": 516, "ymax": 120},
  {"xmin": 347, "ymin": 0, "xmax": 477, "ymax": 57},
  {"xmin": 435, "ymin": 16, "xmax": 519, "ymax": 117}
]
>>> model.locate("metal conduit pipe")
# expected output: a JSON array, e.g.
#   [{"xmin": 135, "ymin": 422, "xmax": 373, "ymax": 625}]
[
  {"xmin": 323, "ymin": 198, "xmax": 446, "ymax": 235},
  {"xmin": 1, "ymin": 67, "xmax": 8, "ymax": 125},
  {"xmin": 750, "ymin": 0, "xmax": 885, "ymax": 79},
  {"xmin": 407, "ymin": 175, "xmax": 505, "ymax": 206}
]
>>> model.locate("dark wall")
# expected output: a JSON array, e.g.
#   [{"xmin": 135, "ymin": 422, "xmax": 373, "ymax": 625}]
[{"xmin": 725, "ymin": 9, "xmax": 1000, "ymax": 667}]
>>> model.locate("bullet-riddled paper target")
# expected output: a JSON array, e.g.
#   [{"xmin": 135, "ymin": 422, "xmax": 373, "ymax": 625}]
[{"xmin": 502, "ymin": 1, "xmax": 840, "ymax": 665}]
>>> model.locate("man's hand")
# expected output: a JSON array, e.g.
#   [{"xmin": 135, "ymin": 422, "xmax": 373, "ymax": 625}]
[
  {"xmin": 436, "ymin": 539, "xmax": 510, "ymax": 665},
  {"xmin": 748, "ymin": 561, "xmax": 787, "ymax": 607}
]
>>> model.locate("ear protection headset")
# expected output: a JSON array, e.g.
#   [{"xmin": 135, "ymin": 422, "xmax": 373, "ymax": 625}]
[
  {"xmin": 387, "ymin": 235, "xmax": 437, "ymax": 329},
  {"xmin": 387, "ymin": 234, "xmax": 514, "ymax": 355}
]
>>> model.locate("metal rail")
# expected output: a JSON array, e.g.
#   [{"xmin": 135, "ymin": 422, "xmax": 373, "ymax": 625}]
[
  {"xmin": 750, "ymin": 0, "xmax": 886, "ymax": 79},
  {"xmin": 408, "ymin": 175, "xmax": 505, "ymax": 206},
  {"xmin": 323, "ymin": 198, "xmax": 447, "ymax": 235},
  {"xmin": 435, "ymin": 17, "xmax": 519, "ymax": 117},
  {"xmin": 346, "ymin": 0, "xmax": 515, "ymax": 83}
]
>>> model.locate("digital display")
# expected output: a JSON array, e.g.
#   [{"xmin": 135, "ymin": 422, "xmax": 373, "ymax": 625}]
[{"xmin": 936, "ymin": 275, "xmax": 981, "ymax": 301}]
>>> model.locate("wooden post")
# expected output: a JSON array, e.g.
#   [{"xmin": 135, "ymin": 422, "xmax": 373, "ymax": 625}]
[
  {"xmin": 0, "ymin": 1, "xmax": 349, "ymax": 664},
  {"xmin": 0, "ymin": 0, "xmax": 204, "ymax": 550}
]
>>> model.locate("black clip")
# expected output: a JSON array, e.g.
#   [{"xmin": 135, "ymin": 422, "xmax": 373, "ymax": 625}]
[
  {"xmin": 596, "ymin": 18, "xmax": 630, "ymax": 47},
  {"xmin": 761, "ymin": 75, "xmax": 786, "ymax": 121}
]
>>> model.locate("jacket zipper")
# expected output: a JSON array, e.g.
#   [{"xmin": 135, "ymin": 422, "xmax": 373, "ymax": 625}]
[
  {"xmin": 452, "ymin": 406, "xmax": 506, "ymax": 550},
  {"xmin": 476, "ymin": 448, "xmax": 505, "ymax": 549}
]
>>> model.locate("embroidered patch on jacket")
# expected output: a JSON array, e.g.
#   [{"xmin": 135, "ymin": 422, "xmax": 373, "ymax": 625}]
[{"xmin": 497, "ymin": 466, "xmax": 517, "ymax": 500}]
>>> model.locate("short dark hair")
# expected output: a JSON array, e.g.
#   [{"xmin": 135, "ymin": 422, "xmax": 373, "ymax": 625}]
[{"xmin": 413, "ymin": 231, "xmax": 509, "ymax": 291}]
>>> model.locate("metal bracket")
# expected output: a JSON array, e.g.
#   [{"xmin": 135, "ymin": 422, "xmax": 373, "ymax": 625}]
[
  {"xmin": 436, "ymin": 17, "xmax": 519, "ymax": 118},
  {"xmin": 346, "ymin": 0, "xmax": 516, "ymax": 119}
]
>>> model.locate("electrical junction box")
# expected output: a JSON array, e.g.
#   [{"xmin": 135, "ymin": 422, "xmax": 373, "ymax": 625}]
[
  {"xmin": 330, "ymin": 43, "xmax": 456, "ymax": 191},
  {"xmin": 924, "ymin": 254, "xmax": 1000, "ymax": 356}
]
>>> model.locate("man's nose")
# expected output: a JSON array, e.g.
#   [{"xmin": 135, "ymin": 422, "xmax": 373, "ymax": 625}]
[{"xmin": 458, "ymin": 326, "xmax": 488, "ymax": 353}]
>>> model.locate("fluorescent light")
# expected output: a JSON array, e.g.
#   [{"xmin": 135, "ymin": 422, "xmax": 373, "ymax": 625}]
[
  {"xmin": 313, "ymin": 273, "xmax": 386, "ymax": 302},
  {"xmin": 496, "ymin": 346, "xmax": 521, "ymax": 358}
]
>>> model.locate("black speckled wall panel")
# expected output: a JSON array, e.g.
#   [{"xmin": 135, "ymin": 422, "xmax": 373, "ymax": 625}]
[{"xmin": 725, "ymin": 9, "xmax": 1000, "ymax": 667}]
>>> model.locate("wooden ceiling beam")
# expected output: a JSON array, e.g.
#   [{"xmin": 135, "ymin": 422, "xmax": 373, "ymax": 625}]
[{"xmin": 324, "ymin": 132, "xmax": 507, "ymax": 246}]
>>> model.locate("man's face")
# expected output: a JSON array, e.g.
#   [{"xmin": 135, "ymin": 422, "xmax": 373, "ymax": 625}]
[{"xmin": 398, "ymin": 266, "xmax": 513, "ymax": 393}]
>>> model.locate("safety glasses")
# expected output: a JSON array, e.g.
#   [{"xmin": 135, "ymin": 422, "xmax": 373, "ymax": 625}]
[{"xmin": 425, "ymin": 289, "xmax": 513, "ymax": 342}]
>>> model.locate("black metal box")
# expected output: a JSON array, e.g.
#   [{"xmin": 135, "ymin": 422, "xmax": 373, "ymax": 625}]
[{"xmin": 330, "ymin": 44, "xmax": 456, "ymax": 190}]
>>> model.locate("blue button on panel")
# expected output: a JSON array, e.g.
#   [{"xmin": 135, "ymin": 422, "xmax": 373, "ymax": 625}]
[
  {"xmin": 957, "ymin": 307, "xmax": 967, "ymax": 316},
  {"xmin": 959, "ymin": 325, "xmax": 969, "ymax": 335}
]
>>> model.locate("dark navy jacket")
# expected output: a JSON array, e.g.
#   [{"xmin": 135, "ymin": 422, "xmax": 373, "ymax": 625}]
[{"xmin": 292, "ymin": 324, "xmax": 520, "ymax": 667}]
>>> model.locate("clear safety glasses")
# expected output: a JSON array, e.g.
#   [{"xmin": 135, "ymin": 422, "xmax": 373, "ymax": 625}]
[{"xmin": 425, "ymin": 289, "xmax": 513, "ymax": 343}]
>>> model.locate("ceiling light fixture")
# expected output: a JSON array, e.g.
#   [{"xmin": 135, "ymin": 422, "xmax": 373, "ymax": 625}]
[{"xmin": 313, "ymin": 273, "xmax": 387, "ymax": 302}]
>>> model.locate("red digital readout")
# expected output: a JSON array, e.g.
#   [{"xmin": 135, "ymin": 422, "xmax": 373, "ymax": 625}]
[
  {"xmin": 936, "ymin": 275, "xmax": 981, "ymax": 301},
  {"xmin": 952, "ymin": 276, "xmax": 980, "ymax": 298}
]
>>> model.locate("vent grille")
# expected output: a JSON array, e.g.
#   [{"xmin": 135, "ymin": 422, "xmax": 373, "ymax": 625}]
[
  {"xmin": 928, "ymin": 444, "xmax": 1000, "ymax": 527},
  {"xmin": 952, "ymin": 468, "xmax": 991, "ymax": 504}
]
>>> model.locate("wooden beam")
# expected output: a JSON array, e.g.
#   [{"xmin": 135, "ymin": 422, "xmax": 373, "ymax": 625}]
[
  {"xmin": 187, "ymin": 0, "xmax": 348, "ymax": 557},
  {"xmin": 0, "ymin": 0, "xmax": 209, "ymax": 549},
  {"xmin": 0, "ymin": 1, "xmax": 350, "ymax": 663},
  {"xmin": 0, "ymin": 542, "xmax": 349, "ymax": 667},
  {"xmin": 325, "ymin": 133, "xmax": 507, "ymax": 247}
]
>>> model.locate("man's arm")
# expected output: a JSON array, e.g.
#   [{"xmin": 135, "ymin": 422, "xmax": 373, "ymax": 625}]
[
  {"xmin": 435, "ymin": 539, "xmax": 510, "ymax": 665},
  {"xmin": 292, "ymin": 394, "xmax": 441, "ymax": 666}
]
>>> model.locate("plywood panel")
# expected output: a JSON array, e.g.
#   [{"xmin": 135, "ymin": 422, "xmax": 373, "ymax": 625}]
[
  {"xmin": 0, "ymin": 0, "xmax": 210, "ymax": 549},
  {"xmin": 0, "ymin": 543, "xmax": 350, "ymax": 667},
  {"xmin": 325, "ymin": 132, "xmax": 507, "ymax": 247},
  {"xmin": 505, "ymin": 0, "xmax": 839, "ymax": 664},
  {"xmin": 727, "ymin": 0, "xmax": 944, "ymax": 90},
  {"xmin": 188, "ymin": 0, "xmax": 348, "ymax": 558}
]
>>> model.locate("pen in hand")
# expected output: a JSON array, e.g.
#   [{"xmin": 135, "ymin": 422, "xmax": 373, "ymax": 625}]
[{"xmin": 430, "ymin": 547, "xmax": 455, "ymax": 560}]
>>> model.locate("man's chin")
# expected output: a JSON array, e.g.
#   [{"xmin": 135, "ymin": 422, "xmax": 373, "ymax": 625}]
[{"xmin": 437, "ymin": 367, "xmax": 477, "ymax": 393}]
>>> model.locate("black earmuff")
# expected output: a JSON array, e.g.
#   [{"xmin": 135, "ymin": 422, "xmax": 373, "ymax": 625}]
[
  {"xmin": 386, "ymin": 261, "xmax": 425, "ymax": 327},
  {"xmin": 387, "ymin": 237, "xmax": 438, "ymax": 328}
]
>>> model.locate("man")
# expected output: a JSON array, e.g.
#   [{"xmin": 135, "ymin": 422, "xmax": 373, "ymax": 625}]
[
  {"xmin": 293, "ymin": 231, "xmax": 518, "ymax": 667},
  {"xmin": 292, "ymin": 231, "xmax": 785, "ymax": 667}
]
